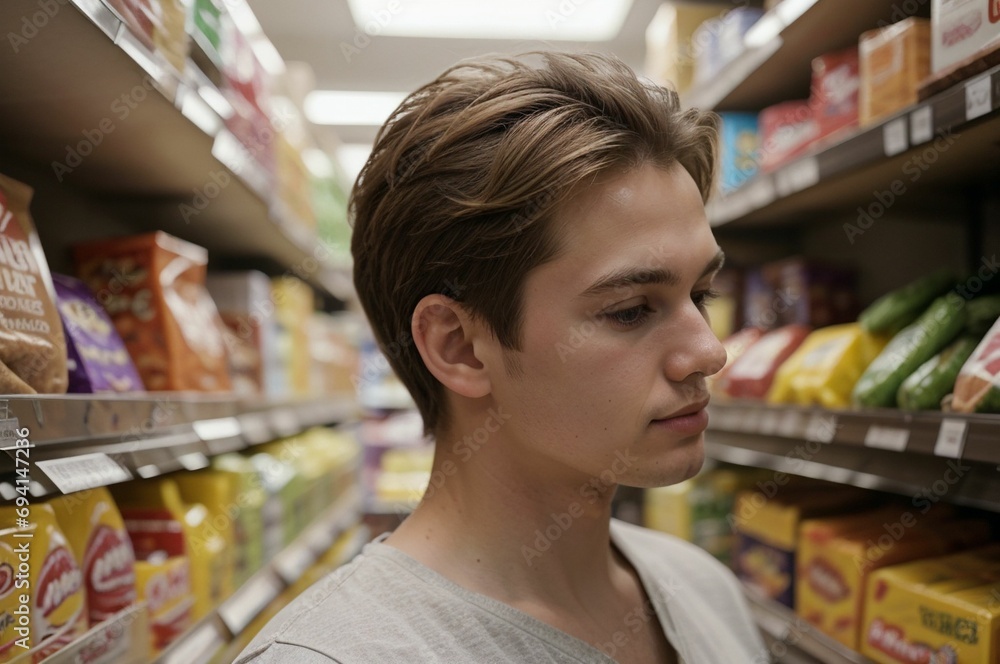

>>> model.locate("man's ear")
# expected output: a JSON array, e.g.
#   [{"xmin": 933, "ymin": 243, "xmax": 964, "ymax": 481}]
[{"xmin": 411, "ymin": 294, "xmax": 491, "ymax": 399}]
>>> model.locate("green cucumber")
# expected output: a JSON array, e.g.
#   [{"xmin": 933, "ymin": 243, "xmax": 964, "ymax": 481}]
[
  {"xmin": 896, "ymin": 335, "xmax": 979, "ymax": 410},
  {"xmin": 852, "ymin": 294, "xmax": 967, "ymax": 408},
  {"xmin": 859, "ymin": 270, "xmax": 956, "ymax": 335},
  {"xmin": 965, "ymin": 295, "xmax": 1000, "ymax": 337}
]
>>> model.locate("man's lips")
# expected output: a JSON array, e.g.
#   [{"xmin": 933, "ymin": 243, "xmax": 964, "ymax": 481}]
[{"xmin": 653, "ymin": 397, "xmax": 710, "ymax": 421}]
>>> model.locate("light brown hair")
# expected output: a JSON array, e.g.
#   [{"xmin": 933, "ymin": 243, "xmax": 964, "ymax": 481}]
[{"xmin": 351, "ymin": 51, "xmax": 718, "ymax": 434}]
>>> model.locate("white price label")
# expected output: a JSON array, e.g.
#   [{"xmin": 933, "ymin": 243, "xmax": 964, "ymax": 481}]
[
  {"xmin": 883, "ymin": 118, "xmax": 909, "ymax": 156},
  {"xmin": 933, "ymin": 418, "xmax": 968, "ymax": 458},
  {"xmin": 177, "ymin": 452, "xmax": 210, "ymax": 471},
  {"xmin": 193, "ymin": 417, "xmax": 241, "ymax": 441},
  {"xmin": 864, "ymin": 426, "xmax": 910, "ymax": 452},
  {"xmin": 805, "ymin": 413, "xmax": 837, "ymax": 443},
  {"xmin": 910, "ymin": 106, "xmax": 933, "ymax": 145},
  {"xmin": 36, "ymin": 453, "xmax": 132, "ymax": 494},
  {"xmin": 774, "ymin": 158, "xmax": 819, "ymax": 197},
  {"xmin": 966, "ymin": 75, "xmax": 992, "ymax": 120}
]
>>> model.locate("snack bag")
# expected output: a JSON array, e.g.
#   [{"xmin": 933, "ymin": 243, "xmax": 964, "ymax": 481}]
[
  {"xmin": 48, "ymin": 487, "xmax": 138, "ymax": 626},
  {"xmin": 0, "ymin": 505, "xmax": 86, "ymax": 662},
  {"xmin": 73, "ymin": 231, "xmax": 232, "ymax": 392},
  {"xmin": 0, "ymin": 174, "xmax": 68, "ymax": 394},
  {"xmin": 952, "ymin": 316, "xmax": 1000, "ymax": 412},
  {"xmin": 724, "ymin": 325, "xmax": 811, "ymax": 399},
  {"xmin": 206, "ymin": 271, "xmax": 277, "ymax": 395},
  {"xmin": 272, "ymin": 276, "xmax": 313, "ymax": 396},
  {"xmin": 210, "ymin": 454, "xmax": 266, "ymax": 586},
  {"xmin": 708, "ymin": 326, "xmax": 763, "ymax": 396},
  {"xmin": 52, "ymin": 274, "xmax": 144, "ymax": 394}
]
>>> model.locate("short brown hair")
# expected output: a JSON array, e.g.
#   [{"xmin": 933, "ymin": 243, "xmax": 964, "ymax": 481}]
[{"xmin": 351, "ymin": 51, "xmax": 718, "ymax": 433}]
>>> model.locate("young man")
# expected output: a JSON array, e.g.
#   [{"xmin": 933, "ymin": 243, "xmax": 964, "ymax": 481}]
[{"xmin": 237, "ymin": 52, "xmax": 768, "ymax": 663}]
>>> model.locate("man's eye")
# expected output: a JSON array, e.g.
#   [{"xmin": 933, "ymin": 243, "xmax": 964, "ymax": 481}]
[
  {"xmin": 603, "ymin": 305, "xmax": 652, "ymax": 328},
  {"xmin": 692, "ymin": 289, "xmax": 720, "ymax": 311}
]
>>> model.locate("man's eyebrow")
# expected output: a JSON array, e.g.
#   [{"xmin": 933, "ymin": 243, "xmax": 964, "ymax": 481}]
[{"xmin": 578, "ymin": 249, "xmax": 726, "ymax": 298}]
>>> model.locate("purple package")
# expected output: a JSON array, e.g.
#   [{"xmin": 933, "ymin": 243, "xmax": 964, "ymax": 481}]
[{"xmin": 52, "ymin": 273, "xmax": 144, "ymax": 393}]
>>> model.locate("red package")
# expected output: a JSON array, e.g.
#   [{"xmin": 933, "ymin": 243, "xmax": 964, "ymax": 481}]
[
  {"xmin": 724, "ymin": 324, "xmax": 811, "ymax": 399},
  {"xmin": 759, "ymin": 100, "xmax": 820, "ymax": 172},
  {"xmin": 952, "ymin": 316, "xmax": 1000, "ymax": 413},
  {"xmin": 711, "ymin": 326, "xmax": 765, "ymax": 396},
  {"xmin": 811, "ymin": 47, "xmax": 860, "ymax": 145}
]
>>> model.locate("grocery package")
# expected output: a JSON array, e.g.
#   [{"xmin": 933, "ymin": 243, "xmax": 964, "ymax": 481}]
[
  {"xmin": 48, "ymin": 488, "xmax": 138, "ymax": 627},
  {"xmin": 768, "ymin": 324, "xmax": 888, "ymax": 408},
  {"xmin": 853, "ymin": 293, "xmax": 966, "ymax": 407},
  {"xmin": 897, "ymin": 335, "xmax": 979, "ymax": 410},
  {"xmin": 732, "ymin": 483, "xmax": 871, "ymax": 607},
  {"xmin": 222, "ymin": 24, "xmax": 275, "ymax": 182},
  {"xmin": 862, "ymin": 546, "xmax": 1000, "ymax": 664},
  {"xmin": 931, "ymin": 0, "xmax": 1000, "ymax": 74},
  {"xmin": 188, "ymin": 0, "xmax": 226, "ymax": 77},
  {"xmin": 276, "ymin": 134, "xmax": 318, "ymax": 232},
  {"xmin": 307, "ymin": 313, "xmax": 360, "ymax": 396},
  {"xmin": 718, "ymin": 113, "xmax": 760, "ymax": 194},
  {"xmin": 248, "ymin": 451, "xmax": 297, "ymax": 558},
  {"xmin": 859, "ymin": 18, "xmax": 932, "ymax": 126},
  {"xmin": 810, "ymin": 47, "xmax": 860, "ymax": 144},
  {"xmin": 104, "ymin": 0, "xmax": 157, "ymax": 49},
  {"xmin": 111, "ymin": 480, "xmax": 197, "ymax": 652},
  {"xmin": 705, "ymin": 267, "xmax": 743, "ymax": 340},
  {"xmin": 272, "ymin": 276, "xmax": 314, "ymax": 396},
  {"xmin": 716, "ymin": 8, "xmax": 765, "ymax": 69},
  {"xmin": 0, "ymin": 505, "xmax": 86, "ymax": 662},
  {"xmin": 74, "ymin": 231, "xmax": 232, "ymax": 392},
  {"xmin": 952, "ymin": 316, "xmax": 1000, "ymax": 412},
  {"xmin": 797, "ymin": 510, "xmax": 990, "ymax": 649},
  {"xmin": 744, "ymin": 258, "xmax": 857, "ymax": 330},
  {"xmin": 0, "ymin": 174, "xmax": 68, "ymax": 394},
  {"xmin": 709, "ymin": 326, "xmax": 763, "ymax": 395},
  {"xmin": 52, "ymin": 274, "xmax": 144, "ymax": 394},
  {"xmin": 153, "ymin": 0, "xmax": 189, "ymax": 74},
  {"xmin": 208, "ymin": 454, "xmax": 266, "ymax": 586},
  {"xmin": 758, "ymin": 100, "xmax": 819, "ymax": 172},
  {"xmin": 206, "ymin": 271, "xmax": 278, "ymax": 395},
  {"xmin": 644, "ymin": 2, "xmax": 730, "ymax": 93},
  {"xmin": 859, "ymin": 270, "xmax": 956, "ymax": 335},
  {"xmin": 723, "ymin": 324, "xmax": 811, "ymax": 399}
]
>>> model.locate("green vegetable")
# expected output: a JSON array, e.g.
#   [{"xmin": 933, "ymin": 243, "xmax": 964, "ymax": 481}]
[
  {"xmin": 852, "ymin": 294, "xmax": 967, "ymax": 408},
  {"xmin": 859, "ymin": 270, "xmax": 956, "ymax": 335},
  {"xmin": 896, "ymin": 335, "xmax": 979, "ymax": 410},
  {"xmin": 965, "ymin": 295, "xmax": 1000, "ymax": 337}
]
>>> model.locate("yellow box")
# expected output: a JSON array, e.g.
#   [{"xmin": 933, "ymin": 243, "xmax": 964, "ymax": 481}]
[
  {"xmin": 862, "ymin": 553, "xmax": 1000, "ymax": 664},
  {"xmin": 859, "ymin": 17, "xmax": 931, "ymax": 126},
  {"xmin": 134, "ymin": 557, "xmax": 192, "ymax": 655}
]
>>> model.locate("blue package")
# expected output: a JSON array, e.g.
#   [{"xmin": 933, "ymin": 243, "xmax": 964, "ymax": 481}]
[{"xmin": 719, "ymin": 112, "xmax": 760, "ymax": 194}]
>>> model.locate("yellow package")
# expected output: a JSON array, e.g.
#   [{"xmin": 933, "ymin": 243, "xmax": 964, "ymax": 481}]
[
  {"xmin": 48, "ymin": 488, "xmax": 138, "ymax": 627},
  {"xmin": 172, "ymin": 471, "xmax": 237, "ymax": 603},
  {"xmin": 863, "ymin": 554, "xmax": 1000, "ymax": 664},
  {"xmin": 210, "ymin": 454, "xmax": 267, "ymax": 586},
  {"xmin": 0, "ymin": 505, "xmax": 86, "ymax": 662},
  {"xmin": 644, "ymin": 479, "xmax": 695, "ymax": 541},
  {"xmin": 768, "ymin": 323, "xmax": 888, "ymax": 408},
  {"xmin": 272, "ymin": 276, "xmax": 314, "ymax": 396},
  {"xmin": 133, "ymin": 557, "xmax": 192, "ymax": 654},
  {"xmin": 0, "ymin": 525, "xmax": 32, "ymax": 662}
]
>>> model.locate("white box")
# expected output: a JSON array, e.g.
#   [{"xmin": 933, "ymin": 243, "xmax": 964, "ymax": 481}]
[{"xmin": 932, "ymin": 0, "xmax": 1000, "ymax": 74}]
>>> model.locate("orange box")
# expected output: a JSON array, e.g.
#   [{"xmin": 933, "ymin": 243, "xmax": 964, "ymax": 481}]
[{"xmin": 859, "ymin": 17, "xmax": 931, "ymax": 126}]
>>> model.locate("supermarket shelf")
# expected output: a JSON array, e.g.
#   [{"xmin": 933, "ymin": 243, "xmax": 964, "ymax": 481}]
[
  {"xmin": 708, "ymin": 402, "xmax": 1000, "ymax": 464},
  {"xmin": 154, "ymin": 486, "xmax": 367, "ymax": 664},
  {"xmin": 0, "ymin": 0, "xmax": 353, "ymax": 301},
  {"xmin": 707, "ymin": 60, "xmax": 1000, "ymax": 228},
  {"xmin": 0, "ymin": 393, "xmax": 358, "ymax": 497},
  {"xmin": 31, "ymin": 603, "xmax": 150, "ymax": 664},
  {"xmin": 744, "ymin": 589, "xmax": 874, "ymax": 664},
  {"xmin": 682, "ymin": 0, "xmax": 908, "ymax": 112}
]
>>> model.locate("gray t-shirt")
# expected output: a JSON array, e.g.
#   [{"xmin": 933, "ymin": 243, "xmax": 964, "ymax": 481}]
[{"xmin": 234, "ymin": 520, "xmax": 769, "ymax": 663}]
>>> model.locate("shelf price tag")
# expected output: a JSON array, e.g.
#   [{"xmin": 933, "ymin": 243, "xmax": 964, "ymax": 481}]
[
  {"xmin": 933, "ymin": 418, "xmax": 968, "ymax": 458},
  {"xmin": 804, "ymin": 413, "xmax": 837, "ymax": 443},
  {"xmin": 910, "ymin": 106, "xmax": 933, "ymax": 145},
  {"xmin": 36, "ymin": 453, "xmax": 132, "ymax": 494},
  {"xmin": 883, "ymin": 118, "xmax": 909, "ymax": 156},
  {"xmin": 864, "ymin": 426, "xmax": 909, "ymax": 452},
  {"xmin": 774, "ymin": 158, "xmax": 819, "ymax": 197},
  {"xmin": 158, "ymin": 620, "xmax": 225, "ymax": 664},
  {"xmin": 965, "ymin": 75, "xmax": 992, "ymax": 121}
]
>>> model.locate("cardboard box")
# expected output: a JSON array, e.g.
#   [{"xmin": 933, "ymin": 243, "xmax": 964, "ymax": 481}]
[
  {"xmin": 811, "ymin": 47, "xmax": 860, "ymax": 145},
  {"xmin": 718, "ymin": 113, "xmax": 760, "ymax": 194},
  {"xmin": 759, "ymin": 100, "xmax": 819, "ymax": 172},
  {"xmin": 932, "ymin": 0, "xmax": 1000, "ymax": 74},
  {"xmin": 644, "ymin": 2, "xmax": 730, "ymax": 93},
  {"xmin": 859, "ymin": 18, "xmax": 932, "ymax": 126}
]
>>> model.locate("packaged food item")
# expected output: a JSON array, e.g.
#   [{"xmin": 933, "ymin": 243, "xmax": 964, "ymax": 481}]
[
  {"xmin": 853, "ymin": 294, "xmax": 967, "ymax": 407},
  {"xmin": 247, "ymin": 451, "xmax": 296, "ymax": 559},
  {"xmin": 859, "ymin": 18, "xmax": 932, "ymax": 126},
  {"xmin": 723, "ymin": 324, "xmax": 811, "ymax": 399},
  {"xmin": 716, "ymin": 7, "xmax": 764, "ymax": 67},
  {"xmin": 643, "ymin": 2, "xmax": 731, "ymax": 94},
  {"xmin": 952, "ymin": 316, "xmax": 1000, "ymax": 412},
  {"xmin": 222, "ymin": 25, "xmax": 275, "ymax": 183},
  {"xmin": 859, "ymin": 269, "xmax": 956, "ymax": 335},
  {"xmin": 188, "ymin": 0, "xmax": 226, "ymax": 75},
  {"xmin": 154, "ymin": 0, "xmax": 189, "ymax": 75},
  {"xmin": 768, "ymin": 324, "xmax": 888, "ymax": 408},
  {"xmin": 206, "ymin": 271, "xmax": 278, "ymax": 396},
  {"xmin": 272, "ymin": 276, "xmax": 314, "ymax": 396},
  {"xmin": 731, "ymin": 484, "xmax": 870, "ymax": 608},
  {"xmin": 810, "ymin": 47, "xmax": 860, "ymax": 145},
  {"xmin": 709, "ymin": 326, "xmax": 764, "ymax": 395},
  {"xmin": 705, "ymin": 267, "xmax": 743, "ymax": 340},
  {"xmin": 73, "ymin": 231, "xmax": 232, "ymax": 392},
  {"xmin": 307, "ymin": 313, "xmax": 360, "ymax": 396},
  {"xmin": 931, "ymin": 0, "xmax": 1000, "ymax": 74},
  {"xmin": 47, "ymin": 488, "xmax": 138, "ymax": 627},
  {"xmin": 744, "ymin": 258, "xmax": 857, "ymax": 330},
  {"xmin": 0, "ymin": 174, "xmax": 69, "ymax": 394},
  {"xmin": 172, "ymin": 470, "xmax": 239, "ymax": 603},
  {"xmin": 862, "ymin": 547, "xmax": 1000, "ymax": 664},
  {"xmin": 758, "ymin": 100, "xmax": 819, "ymax": 172},
  {"xmin": 52, "ymin": 274, "xmax": 144, "ymax": 394},
  {"xmin": 104, "ymin": 0, "xmax": 158, "ymax": 49},
  {"xmin": 897, "ymin": 335, "xmax": 979, "ymax": 410},
  {"xmin": 210, "ymin": 454, "xmax": 266, "ymax": 586},
  {"xmin": 132, "ymin": 557, "xmax": 191, "ymax": 655},
  {"xmin": 717, "ymin": 113, "xmax": 760, "ymax": 194},
  {"xmin": 0, "ymin": 505, "xmax": 86, "ymax": 662}
]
